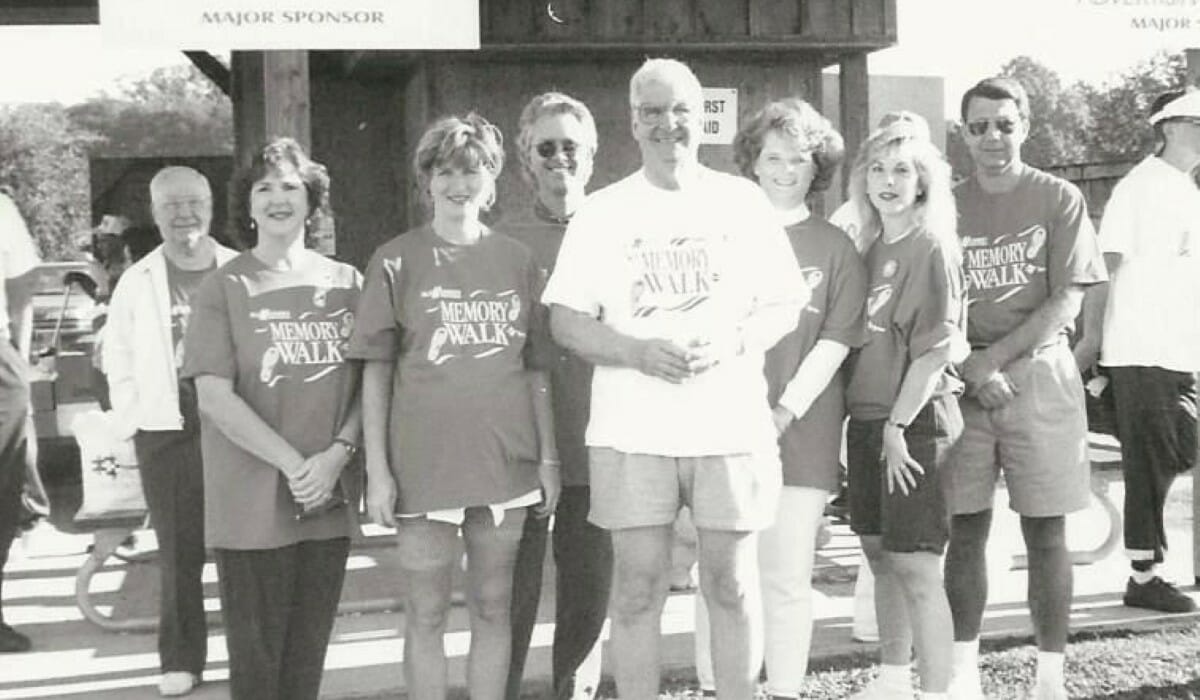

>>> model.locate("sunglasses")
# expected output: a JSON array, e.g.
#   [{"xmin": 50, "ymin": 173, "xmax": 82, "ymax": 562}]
[
  {"xmin": 965, "ymin": 118, "xmax": 1018, "ymax": 137},
  {"xmin": 535, "ymin": 139, "xmax": 581, "ymax": 158}
]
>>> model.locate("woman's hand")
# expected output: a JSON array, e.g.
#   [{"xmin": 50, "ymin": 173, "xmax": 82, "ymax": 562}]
[
  {"xmin": 881, "ymin": 424, "xmax": 924, "ymax": 496},
  {"xmin": 534, "ymin": 461, "xmax": 562, "ymax": 518},
  {"xmin": 363, "ymin": 461, "xmax": 398, "ymax": 528},
  {"xmin": 289, "ymin": 446, "xmax": 345, "ymax": 508}
]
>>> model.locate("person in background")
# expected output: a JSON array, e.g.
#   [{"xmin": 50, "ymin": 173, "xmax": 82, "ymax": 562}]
[
  {"xmin": 945, "ymin": 76, "xmax": 1107, "ymax": 700},
  {"xmin": 844, "ymin": 122, "xmax": 966, "ymax": 700},
  {"xmin": 349, "ymin": 113, "xmax": 560, "ymax": 700},
  {"xmin": 543, "ymin": 58, "xmax": 807, "ymax": 700},
  {"xmin": 692, "ymin": 97, "xmax": 865, "ymax": 700},
  {"xmin": 183, "ymin": 138, "xmax": 363, "ymax": 700},
  {"xmin": 503, "ymin": 92, "xmax": 612, "ymax": 700},
  {"xmin": 1076, "ymin": 87, "xmax": 1200, "ymax": 613},
  {"xmin": 104, "ymin": 166, "xmax": 237, "ymax": 696},
  {"xmin": 0, "ymin": 188, "xmax": 38, "ymax": 653}
]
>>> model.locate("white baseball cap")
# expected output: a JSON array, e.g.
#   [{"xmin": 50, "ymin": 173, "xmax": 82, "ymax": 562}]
[{"xmin": 1149, "ymin": 88, "xmax": 1200, "ymax": 124}]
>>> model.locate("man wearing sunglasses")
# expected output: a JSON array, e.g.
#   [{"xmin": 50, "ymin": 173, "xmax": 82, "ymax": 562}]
[
  {"xmin": 543, "ymin": 58, "xmax": 807, "ymax": 700},
  {"xmin": 1079, "ymin": 89, "xmax": 1200, "ymax": 616},
  {"xmin": 945, "ymin": 77, "xmax": 1107, "ymax": 700},
  {"xmin": 501, "ymin": 91, "xmax": 612, "ymax": 700}
]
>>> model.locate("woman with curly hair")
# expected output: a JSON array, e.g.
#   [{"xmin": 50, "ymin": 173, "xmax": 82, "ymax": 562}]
[
  {"xmin": 692, "ymin": 98, "xmax": 867, "ymax": 699},
  {"xmin": 843, "ymin": 122, "xmax": 967, "ymax": 700},
  {"xmin": 348, "ymin": 113, "xmax": 560, "ymax": 700},
  {"xmin": 182, "ymin": 137, "xmax": 363, "ymax": 700}
]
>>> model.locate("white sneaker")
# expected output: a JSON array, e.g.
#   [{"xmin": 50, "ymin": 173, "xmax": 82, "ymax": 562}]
[
  {"xmin": 1028, "ymin": 680, "xmax": 1067, "ymax": 700},
  {"xmin": 158, "ymin": 672, "xmax": 198, "ymax": 697},
  {"xmin": 947, "ymin": 668, "xmax": 985, "ymax": 700},
  {"xmin": 849, "ymin": 677, "xmax": 915, "ymax": 699}
]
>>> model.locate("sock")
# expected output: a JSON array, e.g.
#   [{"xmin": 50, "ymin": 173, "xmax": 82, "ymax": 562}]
[
  {"xmin": 878, "ymin": 663, "xmax": 913, "ymax": 691},
  {"xmin": 953, "ymin": 639, "xmax": 980, "ymax": 672},
  {"xmin": 1036, "ymin": 651, "xmax": 1065, "ymax": 686},
  {"xmin": 1131, "ymin": 561, "xmax": 1157, "ymax": 584}
]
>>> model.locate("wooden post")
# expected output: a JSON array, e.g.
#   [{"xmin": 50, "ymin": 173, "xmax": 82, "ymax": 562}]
[
  {"xmin": 1187, "ymin": 49, "xmax": 1200, "ymax": 86},
  {"xmin": 231, "ymin": 50, "xmax": 312, "ymax": 166},
  {"xmin": 839, "ymin": 53, "xmax": 869, "ymax": 198},
  {"xmin": 1188, "ymin": 48, "xmax": 1200, "ymax": 584}
]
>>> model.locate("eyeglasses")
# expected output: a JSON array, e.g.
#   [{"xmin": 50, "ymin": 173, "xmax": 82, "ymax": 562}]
[
  {"xmin": 965, "ymin": 118, "xmax": 1018, "ymax": 137},
  {"xmin": 634, "ymin": 102, "xmax": 695, "ymax": 124},
  {"xmin": 535, "ymin": 139, "xmax": 580, "ymax": 158},
  {"xmin": 156, "ymin": 197, "xmax": 210, "ymax": 214}
]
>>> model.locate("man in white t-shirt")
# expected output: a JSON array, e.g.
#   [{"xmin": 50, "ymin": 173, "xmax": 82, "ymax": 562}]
[
  {"xmin": 542, "ymin": 58, "xmax": 807, "ymax": 700},
  {"xmin": 1080, "ymin": 88, "xmax": 1200, "ymax": 614},
  {"xmin": 0, "ymin": 191, "xmax": 39, "ymax": 653}
]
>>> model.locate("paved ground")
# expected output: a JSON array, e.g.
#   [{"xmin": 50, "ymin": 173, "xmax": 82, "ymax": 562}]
[{"xmin": 2, "ymin": 435, "xmax": 1198, "ymax": 699}]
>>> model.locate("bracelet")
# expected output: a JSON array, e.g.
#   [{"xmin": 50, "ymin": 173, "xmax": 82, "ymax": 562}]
[{"xmin": 331, "ymin": 437, "xmax": 358, "ymax": 457}]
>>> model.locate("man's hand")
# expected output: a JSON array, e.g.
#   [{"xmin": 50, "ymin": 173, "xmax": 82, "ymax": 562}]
[
  {"xmin": 1073, "ymin": 336, "xmax": 1100, "ymax": 374},
  {"xmin": 974, "ymin": 372, "xmax": 1017, "ymax": 409},
  {"xmin": 771, "ymin": 405, "xmax": 794, "ymax": 437},
  {"xmin": 631, "ymin": 338, "xmax": 693, "ymax": 383},
  {"xmin": 288, "ymin": 447, "xmax": 343, "ymax": 508},
  {"xmin": 961, "ymin": 349, "xmax": 1002, "ymax": 393},
  {"xmin": 363, "ymin": 462, "xmax": 398, "ymax": 528},
  {"xmin": 681, "ymin": 327, "xmax": 744, "ymax": 377},
  {"xmin": 533, "ymin": 461, "xmax": 562, "ymax": 518}
]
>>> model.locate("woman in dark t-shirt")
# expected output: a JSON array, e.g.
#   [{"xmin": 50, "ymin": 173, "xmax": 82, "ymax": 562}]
[
  {"xmin": 347, "ymin": 113, "xmax": 560, "ymax": 699},
  {"xmin": 842, "ymin": 123, "xmax": 967, "ymax": 699}
]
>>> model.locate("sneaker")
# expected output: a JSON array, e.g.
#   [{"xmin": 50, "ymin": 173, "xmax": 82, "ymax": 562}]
[
  {"xmin": 1123, "ymin": 576, "xmax": 1197, "ymax": 613},
  {"xmin": 0, "ymin": 624, "xmax": 30, "ymax": 653},
  {"xmin": 158, "ymin": 671, "xmax": 199, "ymax": 697},
  {"xmin": 1027, "ymin": 680, "xmax": 1067, "ymax": 700},
  {"xmin": 948, "ymin": 669, "xmax": 986, "ymax": 700},
  {"xmin": 848, "ymin": 677, "xmax": 913, "ymax": 699}
]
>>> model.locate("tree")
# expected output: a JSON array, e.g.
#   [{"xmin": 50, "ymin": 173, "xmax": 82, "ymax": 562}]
[
  {"xmin": 0, "ymin": 104, "xmax": 99, "ymax": 260},
  {"xmin": 999, "ymin": 56, "xmax": 1091, "ymax": 168},
  {"xmin": 1083, "ymin": 51, "xmax": 1187, "ymax": 162}
]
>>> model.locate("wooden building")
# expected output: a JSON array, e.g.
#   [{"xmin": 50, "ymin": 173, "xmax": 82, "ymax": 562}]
[{"xmin": 2, "ymin": 0, "xmax": 897, "ymax": 267}]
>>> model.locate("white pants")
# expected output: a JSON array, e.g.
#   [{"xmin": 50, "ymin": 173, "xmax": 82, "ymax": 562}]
[{"xmin": 694, "ymin": 485, "xmax": 828, "ymax": 696}]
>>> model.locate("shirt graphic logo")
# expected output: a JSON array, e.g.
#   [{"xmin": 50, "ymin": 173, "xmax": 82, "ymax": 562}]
[
  {"xmin": 865, "ymin": 283, "xmax": 893, "ymax": 333},
  {"xmin": 627, "ymin": 236, "xmax": 721, "ymax": 318},
  {"xmin": 171, "ymin": 302, "xmax": 192, "ymax": 368},
  {"xmin": 800, "ymin": 266, "xmax": 824, "ymax": 314},
  {"xmin": 963, "ymin": 225, "xmax": 1047, "ymax": 302},
  {"xmin": 423, "ymin": 288, "xmax": 525, "ymax": 366},
  {"xmin": 256, "ymin": 308, "xmax": 354, "ymax": 387},
  {"xmin": 881, "ymin": 260, "xmax": 897, "ymax": 279}
]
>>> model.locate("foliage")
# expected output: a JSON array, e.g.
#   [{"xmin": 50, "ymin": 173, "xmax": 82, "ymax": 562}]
[
  {"xmin": 1083, "ymin": 52, "xmax": 1188, "ymax": 162},
  {"xmin": 999, "ymin": 55, "xmax": 1091, "ymax": 167},
  {"xmin": 0, "ymin": 104, "xmax": 99, "ymax": 260}
]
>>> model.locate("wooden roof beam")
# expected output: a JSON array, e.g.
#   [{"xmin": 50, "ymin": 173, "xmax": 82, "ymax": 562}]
[{"xmin": 183, "ymin": 51, "xmax": 231, "ymax": 96}]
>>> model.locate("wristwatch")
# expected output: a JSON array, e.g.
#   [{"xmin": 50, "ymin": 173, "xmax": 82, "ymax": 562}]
[{"xmin": 331, "ymin": 437, "xmax": 358, "ymax": 457}]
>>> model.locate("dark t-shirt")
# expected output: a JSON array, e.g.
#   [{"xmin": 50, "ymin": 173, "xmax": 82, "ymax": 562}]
[
  {"xmin": 182, "ymin": 250, "xmax": 362, "ymax": 549},
  {"xmin": 164, "ymin": 257, "xmax": 213, "ymax": 431},
  {"xmin": 763, "ymin": 216, "xmax": 866, "ymax": 489},
  {"xmin": 501, "ymin": 210, "xmax": 592, "ymax": 488},
  {"xmin": 954, "ymin": 167, "xmax": 1106, "ymax": 346},
  {"xmin": 846, "ymin": 228, "xmax": 966, "ymax": 420},
  {"xmin": 346, "ymin": 226, "xmax": 544, "ymax": 513}
]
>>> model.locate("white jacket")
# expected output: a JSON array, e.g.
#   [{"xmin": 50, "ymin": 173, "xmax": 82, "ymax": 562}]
[{"xmin": 103, "ymin": 241, "xmax": 238, "ymax": 438}]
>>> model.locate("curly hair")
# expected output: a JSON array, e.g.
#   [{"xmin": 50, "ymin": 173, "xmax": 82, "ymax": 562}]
[
  {"xmin": 733, "ymin": 98, "xmax": 844, "ymax": 194},
  {"xmin": 228, "ymin": 137, "xmax": 331, "ymax": 248},
  {"xmin": 847, "ymin": 122, "xmax": 959, "ymax": 259},
  {"xmin": 413, "ymin": 112, "xmax": 504, "ymax": 209},
  {"xmin": 515, "ymin": 92, "xmax": 597, "ymax": 185}
]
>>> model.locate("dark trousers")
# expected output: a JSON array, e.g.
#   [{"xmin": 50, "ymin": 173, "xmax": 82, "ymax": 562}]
[
  {"xmin": 1110, "ymin": 365, "xmax": 1198, "ymax": 563},
  {"xmin": 134, "ymin": 428, "xmax": 207, "ymax": 675},
  {"xmin": 0, "ymin": 344, "xmax": 28, "ymax": 625},
  {"xmin": 508, "ymin": 485, "xmax": 613, "ymax": 700},
  {"xmin": 215, "ymin": 537, "xmax": 350, "ymax": 700}
]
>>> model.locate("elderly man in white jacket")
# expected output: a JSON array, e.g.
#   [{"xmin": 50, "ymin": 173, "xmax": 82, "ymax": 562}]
[{"xmin": 104, "ymin": 166, "xmax": 236, "ymax": 697}]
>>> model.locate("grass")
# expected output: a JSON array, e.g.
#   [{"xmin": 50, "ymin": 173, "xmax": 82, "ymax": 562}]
[{"xmin": 579, "ymin": 620, "xmax": 1200, "ymax": 699}]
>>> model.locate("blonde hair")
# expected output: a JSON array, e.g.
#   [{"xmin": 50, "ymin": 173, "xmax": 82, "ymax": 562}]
[{"xmin": 847, "ymin": 123, "xmax": 959, "ymax": 259}]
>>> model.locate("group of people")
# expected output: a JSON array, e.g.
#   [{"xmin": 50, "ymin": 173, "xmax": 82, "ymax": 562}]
[{"xmin": 0, "ymin": 52, "xmax": 1194, "ymax": 700}]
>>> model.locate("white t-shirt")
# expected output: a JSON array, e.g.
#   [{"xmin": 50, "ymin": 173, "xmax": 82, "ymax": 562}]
[
  {"xmin": 1098, "ymin": 155, "xmax": 1200, "ymax": 372},
  {"xmin": 542, "ymin": 167, "xmax": 806, "ymax": 456},
  {"xmin": 0, "ymin": 194, "xmax": 39, "ymax": 335},
  {"xmin": 828, "ymin": 199, "xmax": 871, "ymax": 251}
]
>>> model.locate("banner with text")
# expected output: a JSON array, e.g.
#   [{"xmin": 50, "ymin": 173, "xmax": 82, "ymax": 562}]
[{"xmin": 99, "ymin": 0, "xmax": 479, "ymax": 50}]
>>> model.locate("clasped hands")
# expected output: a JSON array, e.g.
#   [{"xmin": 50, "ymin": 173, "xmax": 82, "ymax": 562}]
[
  {"xmin": 633, "ymin": 330, "xmax": 742, "ymax": 384},
  {"xmin": 288, "ymin": 445, "xmax": 345, "ymax": 511},
  {"xmin": 961, "ymin": 349, "xmax": 1017, "ymax": 409}
]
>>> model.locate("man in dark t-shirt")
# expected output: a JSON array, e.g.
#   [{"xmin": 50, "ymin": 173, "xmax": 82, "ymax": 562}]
[{"xmin": 945, "ymin": 77, "xmax": 1107, "ymax": 700}]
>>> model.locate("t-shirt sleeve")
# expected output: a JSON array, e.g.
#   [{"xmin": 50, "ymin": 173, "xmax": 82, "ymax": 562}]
[
  {"xmin": 899, "ymin": 238, "xmax": 965, "ymax": 361},
  {"xmin": 346, "ymin": 247, "xmax": 401, "ymax": 361},
  {"xmin": 521, "ymin": 246, "xmax": 554, "ymax": 372},
  {"xmin": 1048, "ymin": 181, "xmax": 1107, "ymax": 290},
  {"xmin": 1096, "ymin": 177, "xmax": 1133, "ymax": 257},
  {"xmin": 819, "ymin": 235, "xmax": 868, "ymax": 348},
  {"xmin": 181, "ymin": 269, "xmax": 236, "ymax": 381},
  {"xmin": 0, "ymin": 195, "xmax": 39, "ymax": 278},
  {"xmin": 541, "ymin": 207, "xmax": 603, "ymax": 316},
  {"xmin": 748, "ymin": 190, "xmax": 808, "ymax": 311}
]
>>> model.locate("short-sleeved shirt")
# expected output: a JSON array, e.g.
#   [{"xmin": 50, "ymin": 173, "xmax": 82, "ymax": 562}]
[
  {"xmin": 846, "ymin": 228, "xmax": 966, "ymax": 421},
  {"xmin": 764, "ymin": 216, "xmax": 867, "ymax": 488},
  {"xmin": 1098, "ymin": 156, "xmax": 1200, "ymax": 372},
  {"xmin": 955, "ymin": 167, "xmax": 1106, "ymax": 347},
  {"xmin": 164, "ymin": 258, "xmax": 213, "ymax": 371},
  {"xmin": 501, "ymin": 209, "xmax": 593, "ymax": 487},
  {"xmin": 542, "ymin": 167, "xmax": 806, "ymax": 457},
  {"xmin": 0, "ymin": 193, "xmax": 39, "ymax": 338},
  {"xmin": 182, "ymin": 250, "xmax": 361, "ymax": 550},
  {"xmin": 346, "ymin": 226, "xmax": 543, "ymax": 514}
]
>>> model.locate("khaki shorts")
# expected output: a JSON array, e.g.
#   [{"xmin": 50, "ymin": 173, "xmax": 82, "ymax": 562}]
[
  {"xmin": 947, "ymin": 341, "xmax": 1090, "ymax": 517},
  {"xmin": 587, "ymin": 447, "xmax": 782, "ymax": 532}
]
